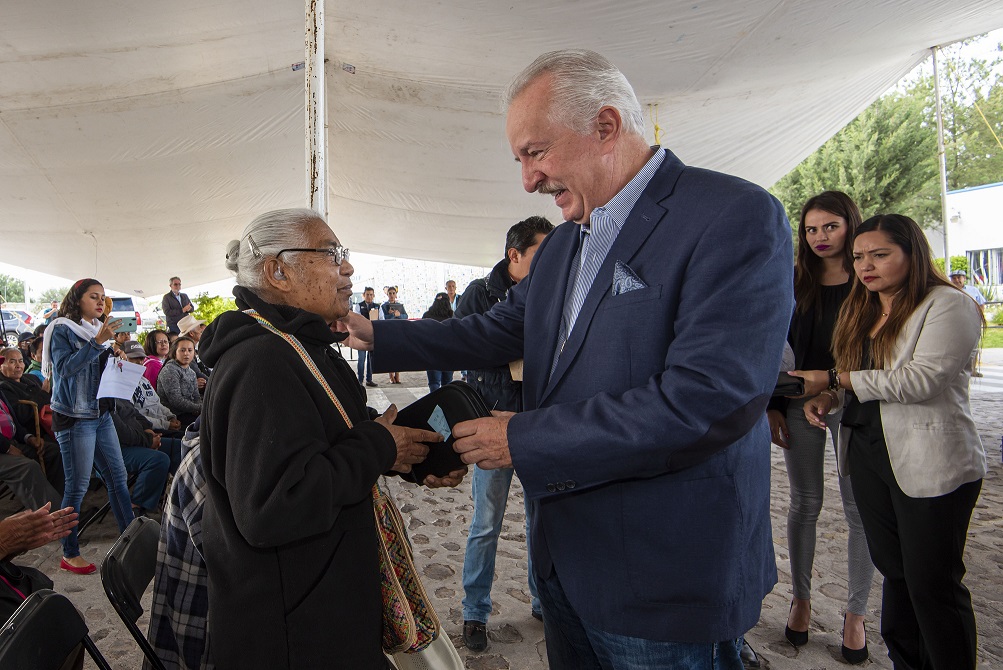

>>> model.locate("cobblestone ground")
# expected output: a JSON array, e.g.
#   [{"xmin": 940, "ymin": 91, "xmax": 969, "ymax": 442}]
[{"xmin": 7, "ymin": 358, "xmax": 1002, "ymax": 669}]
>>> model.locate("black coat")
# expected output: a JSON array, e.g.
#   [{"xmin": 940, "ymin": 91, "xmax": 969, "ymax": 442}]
[
  {"xmin": 198, "ymin": 286, "xmax": 396, "ymax": 669},
  {"xmin": 0, "ymin": 387, "xmax": 30, "ymax": 454},
  {"xmin": 0, "ymin": 374, "xmax": 50, "ymax": 429},
  {"xmin": 455, "ymin": 258, "xmax": 522, "ymax": 411},
  {"xmin": 110, "ymin": 399, "xmax": 154, "ymax": 449}
]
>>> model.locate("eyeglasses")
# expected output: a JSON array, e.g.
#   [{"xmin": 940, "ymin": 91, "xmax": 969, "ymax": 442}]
[
  {"xmin": 276, "ymin": 246, "xmax": 350, "ymax": 265},
  {"xmin": 240, "ymin": 233, "xmax": 350, "ymax": 266}
]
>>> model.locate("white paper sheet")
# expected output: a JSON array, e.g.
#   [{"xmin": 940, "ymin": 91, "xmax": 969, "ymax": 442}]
[
  {"xmin": 97, "ymin": 357, "xmax": 146, "ymax": 400},
  {"xmin": 427, "ymin": 405, "xmax": 451, "ymax": 441}
]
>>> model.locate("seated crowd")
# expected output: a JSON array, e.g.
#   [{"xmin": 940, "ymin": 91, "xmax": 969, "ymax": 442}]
[{"xmin": 0, "ymin": 303, "xmax": 209, "ymax": 572}]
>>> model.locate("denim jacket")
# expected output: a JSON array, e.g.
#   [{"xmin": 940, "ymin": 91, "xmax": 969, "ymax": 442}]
[{"xmin": 50, "ymin": 323, "xmax": 108, "ymax": 419}]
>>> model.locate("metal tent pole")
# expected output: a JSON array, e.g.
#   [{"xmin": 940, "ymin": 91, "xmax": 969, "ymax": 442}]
[
  {"xmin": 932, "ymin": 46, "xmax": 950, "ymax": 264},
  {"xmin": 305, "ymin": 0, "xmax": 328, "ymax": 220}
]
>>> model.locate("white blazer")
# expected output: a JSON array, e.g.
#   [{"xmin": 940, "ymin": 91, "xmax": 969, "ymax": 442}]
[{"xmin": 837, "ymin": 285, "xmax": 986, "ymax": 498}]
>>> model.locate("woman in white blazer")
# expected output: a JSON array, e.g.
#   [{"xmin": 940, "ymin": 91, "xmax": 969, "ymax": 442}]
[{"xmin": 797, "ymin": 214, "xmax": 986, "ymax": 670}]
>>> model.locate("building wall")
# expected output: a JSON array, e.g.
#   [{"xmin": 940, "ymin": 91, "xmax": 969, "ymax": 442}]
[{"xmin": 945, "ymin": 182, "xmax": 1003, "ymax": 286}]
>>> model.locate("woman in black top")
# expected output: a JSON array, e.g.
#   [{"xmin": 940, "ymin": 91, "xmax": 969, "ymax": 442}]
[
  {"xmin": 422, "ymin": 292, "xmax": 454, "ymax": 391},
  {"xmin": 769, "ymin": 192, "xmax": 874, "ymax": 663},
  {"xmin": 381, "ymin": 287, "xmax": 407, "ymax": 384}
]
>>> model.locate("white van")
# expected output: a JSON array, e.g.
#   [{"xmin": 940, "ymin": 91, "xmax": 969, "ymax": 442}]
[{"xmin": 109, "ymin": 296, "xmax": 155, "ymax": 331}]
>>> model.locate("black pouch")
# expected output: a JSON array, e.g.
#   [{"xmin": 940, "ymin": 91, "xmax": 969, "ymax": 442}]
[
  {"xmin": 393, "ymin": 381, "xmax": 490, "ymax": 483},
  {"xmin": 773, "ymin": 372, "xmax": 805, "ymax": 397}
]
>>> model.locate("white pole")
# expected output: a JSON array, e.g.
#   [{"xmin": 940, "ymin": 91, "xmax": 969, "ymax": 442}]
[
  {"xmin": 932, "ymin": 46, "xmax": 950, "ymax": 264},
  {"xmin": 305, "ymin": 0, "xmax": 328, "ymax": 220}
]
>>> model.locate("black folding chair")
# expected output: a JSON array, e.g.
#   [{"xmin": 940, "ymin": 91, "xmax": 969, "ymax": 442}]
[
  {"xmin": 101, "ymin": 516, "xmax": 167, "ymax": 670},
  {"xmin": 0, "ymin": 589, "xmax": 112, "ymax": 670}
]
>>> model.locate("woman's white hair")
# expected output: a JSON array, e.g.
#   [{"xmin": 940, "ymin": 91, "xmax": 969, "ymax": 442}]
[
  {"xmin": 503, "ymin": 49, "xmax": 645, "ymax": 138},
  {"xmin": 224, "ymin": 208, "xmax": 320, "ymax": 288}
]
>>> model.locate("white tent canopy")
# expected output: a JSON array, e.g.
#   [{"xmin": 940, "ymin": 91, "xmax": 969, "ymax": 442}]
[{"xmin": 2, "ymin": 1, "xmax": 1002, "ymax": 296}]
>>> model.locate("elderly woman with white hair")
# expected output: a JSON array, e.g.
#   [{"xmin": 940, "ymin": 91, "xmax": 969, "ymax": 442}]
[{"xmin": 198, "ymin": 208, "xmax": 464, "ymax": 669}]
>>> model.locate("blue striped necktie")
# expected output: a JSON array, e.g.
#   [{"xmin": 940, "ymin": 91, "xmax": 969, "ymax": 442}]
[{"xmin": 549, "ymin": 214, "xmax": 610, "ymax": 378}]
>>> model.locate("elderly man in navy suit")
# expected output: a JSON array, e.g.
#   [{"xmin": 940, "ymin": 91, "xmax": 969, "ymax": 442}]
[{"xmin": 342, "ymin": 49, "xmax": 792, "ymax": 669}]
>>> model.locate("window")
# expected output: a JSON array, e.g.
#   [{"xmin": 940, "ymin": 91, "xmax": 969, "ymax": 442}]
[
  {"xmin": 967, "ymin": 248, "xmax": 1003, "ymax": 287},
  {"xmin": 110, "ymin": 297, "xmax": 136, "ymax": 312}
]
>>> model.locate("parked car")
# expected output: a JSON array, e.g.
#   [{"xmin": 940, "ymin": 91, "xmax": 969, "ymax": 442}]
[
  {"xmin": 107, "ymin": 295, "xmax": 161, "ymax": 333},
  {"xmin": 1, "ymin": 309, "xmax": 32, "ymax": 347},
  {"xmin": 14, "ymin": 310, "xmax": 33, "ymax": 328},
  {"xmin": 108, "ymin": 296, "xmax": 144, "ymax": 330}
]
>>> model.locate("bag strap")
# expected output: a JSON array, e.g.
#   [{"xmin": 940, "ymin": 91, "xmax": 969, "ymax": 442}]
[
  {"xmin": 243, "ymin": 309, "xmax": 387, "ymax": 497},
  {"xmin": 243, "ymin": 309, "xmax": 353, "ymax": 428}
]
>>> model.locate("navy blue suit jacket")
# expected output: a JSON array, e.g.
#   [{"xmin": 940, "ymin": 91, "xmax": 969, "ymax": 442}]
[{"xmin": 374, "ymin": 150, "xmax": 793, "ymax": 642}]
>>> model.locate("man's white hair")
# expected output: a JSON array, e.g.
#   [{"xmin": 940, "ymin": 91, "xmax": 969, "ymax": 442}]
[{"xmin": 504, "ymin": 49, "xmax": 645, "ymax": 138}]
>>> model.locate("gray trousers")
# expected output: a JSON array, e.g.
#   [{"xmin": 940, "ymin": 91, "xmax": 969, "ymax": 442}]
[
  {"xmin": 783, "ymin": 397, "xmax": 875, "ymax": 614},
  {"xmin": 0, "ymin": 451, "xmax": 61, "ymax": 511}
]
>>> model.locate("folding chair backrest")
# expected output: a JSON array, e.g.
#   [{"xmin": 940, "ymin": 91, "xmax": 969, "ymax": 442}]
[
  {"xmin": 15, "ymin": 399, "xmax": 44, "ymax": 476},
  {"xmin": 101, "ymin": 516, "xmax": 167, "ymax": 670},
  {"xmin": 0, "ymin": 589, "xmax": 112, "ymax": 670}
]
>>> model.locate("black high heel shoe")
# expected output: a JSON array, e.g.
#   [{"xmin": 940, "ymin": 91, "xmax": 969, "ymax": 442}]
[
  {"xmin": 784, "ymin": 601, "xmax": 809, "ymax": 647},
  {"xmin": 841, "ymin": 614, "xmax": 869, "ymax": 665}
]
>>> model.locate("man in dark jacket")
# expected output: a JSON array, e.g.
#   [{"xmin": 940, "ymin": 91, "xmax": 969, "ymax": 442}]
[
  {"xmin": 162, "ymin": 276, "xmax": 194, "ymax": 335},
  {"xmin": 456, "ymin": 215, "xmax": 553, "ymax": 651},
  {"xmin": 352, "ymin": 287, "xmax": 380, "ymax": 387},
  {"xmin": 111, "ymin": 399, "xmax": 170, "ymax": 515}
]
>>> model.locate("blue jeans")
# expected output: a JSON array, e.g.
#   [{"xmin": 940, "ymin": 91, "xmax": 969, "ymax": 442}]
[
  {"xmin": 357, "ymin": 349, "xmax": 373, "ymax": 383},
  {"xmin": 537, "ymin": 570, "xmax": 744, "ymax": 670},
  {"xmin": 158, "ymin": 437, "xmax": 185, "ymax": 474},
  {"xmin": 119, "ymin": 447, "xmax": 170, "ymax": 512},
  {"xmin": 462, "ymin": 465, "xmax": 540, "ymax": 622},
  {"xmin": 426, "ymin": 370, "xmax": 454, "ymax": 392},
  {"xmin": 56, "ymin": 412, "xmax": 134, "ymax": 558}
]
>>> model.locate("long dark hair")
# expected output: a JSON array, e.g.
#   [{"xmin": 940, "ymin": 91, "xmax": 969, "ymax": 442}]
[
  {"xmin": 143, "ymin": 329, "xmax": 170, "ymax": 357},
  {"xmin": 59, "ymin": 278, "xmax": 102, "ymax": 322},
  {"xmin": 794, "ymin": 191, "xmax": 862, "ymax": 316},
  {"xmin": 168, "ymin": 336, "xmax": 196, "ymax": 364},
  {"xmin": 832, "ymin": 214, "xmax": 973, "ymax": 371},
  {"xmin": 424, "ymin": 292, "xmax": 453, "ymax": 321}
]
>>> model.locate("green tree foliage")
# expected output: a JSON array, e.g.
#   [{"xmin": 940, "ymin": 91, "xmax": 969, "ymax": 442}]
[
  {"xmin": 191, "ymin": 292, "xmax": 237, "ymax": 325},
  {"xmin": 937, "ymin": 39, "xmax": 1003, "ymax": 190},
  {"xmin": 37, "ymin": 286, "xmax": 71, "ymax": 305},
  {"xmin": 771, "ymin": 86, "xmax": 939, "ymax": 228},
  {"xmin": 0, "ymin": 274, "xmax": 26, "ymax": 303},
  {"xmin": 932, "ymin": 255, "xmax": 968, "ymax": 275},
  {"xmin": 771, "ymin": 35, "xmax": 1002, "ymax": 235}
]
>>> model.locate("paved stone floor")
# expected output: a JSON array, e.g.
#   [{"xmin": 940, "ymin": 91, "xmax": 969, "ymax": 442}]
[{"xmin": 6, "ymin": 353, "xmax": 1002, "ymax": 669}]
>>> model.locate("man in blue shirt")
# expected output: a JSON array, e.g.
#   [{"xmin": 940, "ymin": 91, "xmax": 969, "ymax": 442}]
[{"xmin": 445, "ymin": 280, "xmax": 461, "ymax": 312}]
